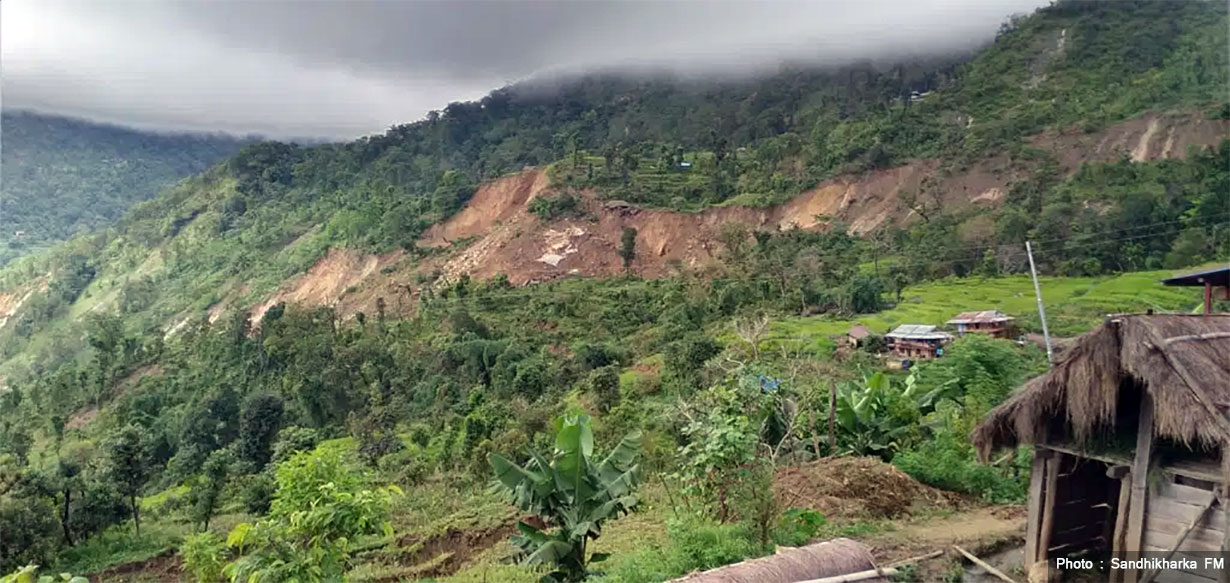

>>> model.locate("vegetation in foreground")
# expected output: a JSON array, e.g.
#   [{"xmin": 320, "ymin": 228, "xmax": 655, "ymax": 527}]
[{"xmin": 2, "ymin": 1, "xmax": 1229, "ymax": 581}]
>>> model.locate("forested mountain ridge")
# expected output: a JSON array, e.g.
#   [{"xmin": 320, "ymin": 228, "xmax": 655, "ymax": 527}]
[
  {"xmin": 0, "ymin": 110, "xmax": 252, "ymax": 265},
  {"xmin": 0, "ymin": 1, "xmax": 1228, "ymax": 580}
]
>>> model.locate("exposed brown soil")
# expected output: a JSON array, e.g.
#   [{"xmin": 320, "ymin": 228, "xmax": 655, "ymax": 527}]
[
  {"xmin": 774, "ymin": 457, "xmax": 965, "ymax": 519},
  {"xmin": 421, "ymin": 168, "xmax": 551, "ymax": 246},
  {"xmin": 383, "ymin": 521, "xmax": 517, "ymax": 580},
  {"xmin": 1031, "ymin": 111, "xmax": 1229, "ymax": 169},
  {"xmin": 249, "ymin": 247, "xmax": 404, "ymax": 323},
  {"xmin": 225, "ymin": 110, "xmax": 1226, "ymax": 324},
  {"xmin": 863, "ymin": 506, "xmax": 1027, "ymax": 581},
  {"xmin": 89, "ymin": 549, "xmax": 183, "ymax": 583}
]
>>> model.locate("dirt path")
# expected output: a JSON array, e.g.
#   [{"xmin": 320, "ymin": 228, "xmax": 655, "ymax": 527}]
[
  {"xmin": 858, "ymin": 505, "xmax": 1027, "ymax": 581},
  {"xmin": 866, "ymin": 505, "xmax": 1025, "ymax": 559}
]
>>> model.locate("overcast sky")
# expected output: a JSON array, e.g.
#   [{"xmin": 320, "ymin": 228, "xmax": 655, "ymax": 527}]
[{"xmin": 1, "ymin": 0, "xmax": 1047, "ymax": 140}]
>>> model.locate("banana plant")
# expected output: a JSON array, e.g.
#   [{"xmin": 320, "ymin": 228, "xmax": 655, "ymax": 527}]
[
  {"xmin": 834, "ymin": 370, "xmax": 961, "ymax": 458},
  {"xmin": 489, "ymin": 414, "xmax": 641, "ymax": 583},
  {"xmin": 834, "ymin": 372, "xmax": 908, "ymax": 458}
]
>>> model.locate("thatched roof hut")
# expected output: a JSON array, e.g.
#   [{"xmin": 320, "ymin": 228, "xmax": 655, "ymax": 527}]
[
  {"xmin": 972, "ymin": 314, "xmax": 1230, "ymax": 582},
  {"xmin": 973, "ymin": 314, "xmax": 1230, "ymax": 458}
]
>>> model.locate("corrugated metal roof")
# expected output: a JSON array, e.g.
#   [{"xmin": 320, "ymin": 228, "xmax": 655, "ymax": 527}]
[
  {"xmin": 1161, "ymin": 266, "xmax": 1230, "ymax": 288},
  {"xmin": 886, "ymin": 324, "xmax": 953, "ymax": 341},
  {"xmin": 947, "ymin": 310, "xmax": 1014, "ymax": 324}
]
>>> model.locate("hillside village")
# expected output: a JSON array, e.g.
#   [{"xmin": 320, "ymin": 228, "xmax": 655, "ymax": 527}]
[{"xmin": 0, "ymin": 1, "xmax": 1229, "ymax": 583}]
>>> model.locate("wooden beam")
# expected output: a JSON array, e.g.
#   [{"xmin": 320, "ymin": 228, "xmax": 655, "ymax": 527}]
[
  {"xmin": 797, "ymin": 568, "xmax": 900, "ymax": 583},
  {"xmin": 1220, "ymin": 488, "xmax": 1229, "ymax": 583},
  {"xmin": 1025, "ymin": 449, "xmax": 1051, "ymax": 564},
  {"xmin": 1039, "ymin": 442, "xmax": 1133, "ymax": 466},
  {"xmin": 1140, "ymin": 491, "xmax": 1216, "ymax": 583},
  {"xmin": 1110, "ymin": 470, "xmax": 1132, "ymax": 583},
  {"xmin": 1124, "ymin": 393, "xmax": 1155, "ymax": 583},
  {"xmin": 953, "ymin": 546, "xmax": 1019, "ymax": 583},
  {"xmin": 1038, "ymin": 453, "xmax": 1062, "ymax": 559}
]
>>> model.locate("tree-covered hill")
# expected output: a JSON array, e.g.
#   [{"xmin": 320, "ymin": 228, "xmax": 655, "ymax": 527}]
[
  {"xmin": 0, "ymin": 1, "xmax": 1228, "ymax": 580},
  {"xmin": 0, "ymin": 110, "xmax": 252, "ymax": 264}
]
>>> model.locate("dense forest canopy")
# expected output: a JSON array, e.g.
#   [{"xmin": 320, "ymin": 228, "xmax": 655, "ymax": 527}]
[
  {"xmin": 0, "ymin": 111, "xmax": 251, "ymax": 265},
  {"xmin": 0, "ymin": 1, "xmax": 1228, "ymax": 580}
]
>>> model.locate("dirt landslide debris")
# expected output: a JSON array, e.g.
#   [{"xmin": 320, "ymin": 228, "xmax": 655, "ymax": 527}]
[
  {"xmin": 385, "ymin": 521, "xmax": 517, "ymax": 580},
  {"xmin": 89, "ymin": 549, "xmax": 182, "ymax": 583},
  {"xmin": 774, "ymin": 457, "xmax": 963, "ymax": 519}
]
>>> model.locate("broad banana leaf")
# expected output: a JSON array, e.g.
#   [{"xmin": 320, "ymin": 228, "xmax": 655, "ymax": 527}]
[
  {"xmin": 553, "ymin": 416, "xmax": 596, "ymax": 502},
  {"xmin": 489, "ymin": 453, "xmax": 553, "ymax": 502},
  {"xmin": 597, "ymin": 430, "xmax": 642, "ymax": 483},
  {"xmin": 524, "ymin": 540, "xmax": 574, "ymax": 566}
]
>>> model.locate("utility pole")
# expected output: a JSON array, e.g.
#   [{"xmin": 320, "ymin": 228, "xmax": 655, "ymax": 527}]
[{"xmin": 1026, "ymin": 241, "xmax": 1054, "ymax": 365}]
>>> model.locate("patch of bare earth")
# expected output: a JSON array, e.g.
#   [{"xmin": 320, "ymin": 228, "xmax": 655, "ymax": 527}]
[
  {"xmin": 374, "ymin": 521, "xmax": 518, "ymax": 581},
  {"xmin": 89, "ymin": 550, "xmax": 183, "ymax": 583},
  {"xmin": 774, "ymin": 457, "xmax": 965, "ymax": 519},
  {"xmin": 249, "ymin": 247, "xmax": 403, "ymax": 324},
  {"xmin": 865, "ymin": 506, "xmax": 1027, "ymax": 581},
  {"xmin": 234, "ymin": 110, "xmax": 1228, "ymax": 322}
]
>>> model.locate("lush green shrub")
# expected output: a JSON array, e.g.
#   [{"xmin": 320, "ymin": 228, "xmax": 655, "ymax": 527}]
[
  {"xmin": 528, "ymin": 193, "xmax": 583, "ymax": 221},
  {"xmin": 223, "ymin": 450, "xmax": 400, "ymax": 583},
  {"xmin": 180, "ymin": 532, "xmax": 228, "ymax": 583},
  {"xmin": 774, "ymin": 509, "xmax": 826, "ymax": 547},
  {"xmin": 598, "ymin": 518, "xmax": 758, "ymax": 583},
  {"xmin": 894, "ymin": 402, "xmax": 1029, "ymax": 504}
]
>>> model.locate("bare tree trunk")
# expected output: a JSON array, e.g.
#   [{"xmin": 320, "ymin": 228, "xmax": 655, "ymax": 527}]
[
  {"xmin": 810, "ymin": 410, "xmax": 821, "ymax": 460},
  {"xmin": 61, "ymin": 488, "xmax": 73, "ymax": 545},
  {"xmin": 828, "ymin": 381, "xmax": 837, "ymax": 456},
  {"xmin": 132, "ymin": 495, "xmax": 141, "ymax": 538}
]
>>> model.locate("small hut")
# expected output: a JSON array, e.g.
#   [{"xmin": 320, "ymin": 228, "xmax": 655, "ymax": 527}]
[
  {"xmin": 973, "ymin": 314, "xmax": 1230, "ymax": 583},
  {"xmin": 885, "ymin": 324, "xmax": 952, "ymax": 360},
  {"xmin": 847, "ymin": 324, "xmax": 872, "ymax": 348},
  {"xmin": 947, "ymin": 310, "xmax": 1015, "ymax": 338}
]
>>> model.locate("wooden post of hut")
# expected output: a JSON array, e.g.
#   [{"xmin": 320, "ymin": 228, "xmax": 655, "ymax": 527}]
[
  {"xmin": 973, "ymin": 314, "xmax": 1230, "ymax": 583},
  {"xmin": 1162, "ymin": 266, "xmax": 1230, "ymax": 316}
]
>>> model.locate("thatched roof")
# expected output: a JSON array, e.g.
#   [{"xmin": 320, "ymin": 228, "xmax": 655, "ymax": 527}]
[
  {"xmin": 667, "ymin": 538, "xmax": 878, "ymax": 583},
  {"xmin": 972, "ymin": 314, "xmax": 1230, "ymax": 460}
]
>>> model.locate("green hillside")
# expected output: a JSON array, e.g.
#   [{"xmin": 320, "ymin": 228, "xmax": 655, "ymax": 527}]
[
  {"xmin": 1, "ymin": 1, "xmax": 1228, "ymax": 581},
  {"xmin": 0, "ymin": 110, "xmax": 251, "ymax": 264}
]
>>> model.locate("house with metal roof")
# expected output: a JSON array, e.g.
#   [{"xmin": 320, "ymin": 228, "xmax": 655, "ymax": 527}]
[
  {"xmin": 946, "ymin": 310, "xmax": 1015, "ymax": 338},
  {"xmin": 884, "ymin": 324, "xmax": 953, "ymax": 360}
]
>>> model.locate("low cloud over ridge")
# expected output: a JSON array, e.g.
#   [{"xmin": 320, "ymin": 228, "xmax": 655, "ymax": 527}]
[{"xmin": 2, "ymin": 0, "xmax": 1046, "ymax": 139}]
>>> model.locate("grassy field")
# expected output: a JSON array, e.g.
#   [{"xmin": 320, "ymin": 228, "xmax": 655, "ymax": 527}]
[{"xmin": 771, "ymin": 268, "xmax": 1210, "ymax": 343}]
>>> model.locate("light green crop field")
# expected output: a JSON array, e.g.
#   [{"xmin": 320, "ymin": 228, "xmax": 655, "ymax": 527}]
[{"xmin": 771, "ymin": 267, "xmax": 1215, "ymax": 342}]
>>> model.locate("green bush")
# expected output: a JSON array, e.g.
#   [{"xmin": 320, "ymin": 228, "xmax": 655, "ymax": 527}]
[
  {"xmin": 180, "ymin": 532, "xmax": 228, "ymax": 583},
  {"xmin": 528, "ymin": 193, "xmax": 583, "ymax": 221},
  {"xmin": 774, "ymin": 509, "xmax": 826, "ymax": 547},
  {"xmin": 598, "ymin": 518, "xmax": 759, "ymax": 583},
  {"xmin": 894, "ymin": 412, "xmax": 1028, "ymax": 504}
]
